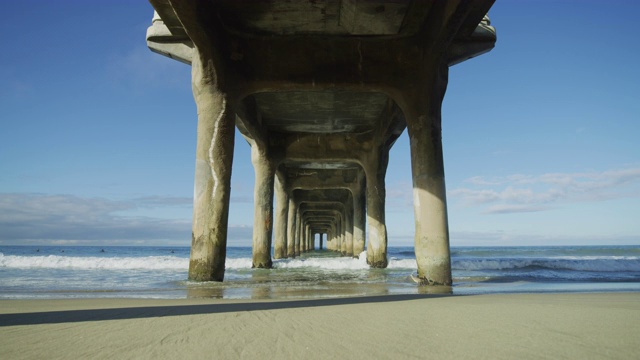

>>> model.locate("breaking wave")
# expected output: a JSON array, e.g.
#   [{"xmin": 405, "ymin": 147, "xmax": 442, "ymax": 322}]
[
  {"xmin": 453, "ymin": 257, "xmax": 640, "ymax": 272},
  {"xmin": 0, "ymin": 253, "xmax": 188, "ymax": 270}
]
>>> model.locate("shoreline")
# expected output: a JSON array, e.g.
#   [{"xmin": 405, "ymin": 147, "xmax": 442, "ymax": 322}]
[{"xmin": 2, "ymin": 292, "xmax": 639, "ymax": 359}]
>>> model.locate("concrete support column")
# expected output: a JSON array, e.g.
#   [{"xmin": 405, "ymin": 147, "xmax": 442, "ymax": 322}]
[
  {"xmin": 295, "ymin": 209, "xmax": 302, "ymax": 256},
  {"xmin": 353, "ymin": 184, "xmax": 366, "ymax": 256},
  {"xmin": 319, "ymin": 233, "xmax": 323, "ymax": 250},
  {"xmin": 334, "ymin": 217, "xmax": 341, "ymax": 254},
  {"xmin": 364, "ymin": 150, "xmax": 389, "ymax": 267},
  {"xmin": 339, "ymin": 215, "xmax": 345, "ymax": 256},
  {"xmin": 188, "ymin": 53, "xmax": 235, "ymax": 282},
  {"xmin": 286, "ymin": 197, "xmax": 297, "ymax": 258},
  {"xmin": 339, "ymin": 213, "xmax": 347, "ymax": 256},
  {"xmin": 345, "ymin": 195, "xmax": 354, "ymax": 257},
  {"xmin": 333, "ymin": 225, "xmax": 338, "ymax": 252},
  {"xmin": 251, "ymin": 146, "xmax": 275, "ymax": 268},
  {"xmin": 406, "ymin": 62, "xmax": 452, "ymax": 286},
  {"xmin": 273, "ymin": 173, "xmax": 288, "ymax": 259}
]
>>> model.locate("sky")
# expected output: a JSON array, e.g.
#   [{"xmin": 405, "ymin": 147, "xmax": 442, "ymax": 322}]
[{"xmin": 1, "ymin": 0, "xmax": 639, "ymax": 247}]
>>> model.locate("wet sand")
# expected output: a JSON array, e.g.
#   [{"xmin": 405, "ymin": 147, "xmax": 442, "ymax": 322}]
[{"xmin": 1, "ymin": 292, "xmax": 639, "ymax": 359}]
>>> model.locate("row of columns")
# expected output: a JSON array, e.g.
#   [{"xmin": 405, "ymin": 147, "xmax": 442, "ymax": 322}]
[
  {"xmin": 187, "ymin": 56, "xmax": 452, "ymax": 286},
  {"xmin": 254, "ymin": 164, "xmax": 383, "ymax": 265},
  {"xmin": 181, "ymin": 8, "xmax": 453, "ymax": 286}
]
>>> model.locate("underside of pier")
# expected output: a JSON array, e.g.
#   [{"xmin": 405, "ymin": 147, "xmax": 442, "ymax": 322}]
[{"xmin": 146, "ymin": 0, "xmax": 496, "ymax": 285}]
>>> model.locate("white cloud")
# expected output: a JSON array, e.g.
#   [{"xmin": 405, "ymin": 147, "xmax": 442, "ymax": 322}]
[
  {"xmin": 133, "ymin": 196, "xmax": 192, "ymax": 207},
  {"xmin": 0, "ymin": 193, "xmax": 256, "ymax": 246},
  {"xmin": 451, "ymin": 166, "xmax": 640, "ymax": 214},
  {"xmin": 449, "ymin": 230, "xmax": 639, "ymax": 247},
  {"xmin": 0, "ymin": 193, "xmax": 189, "ymax": 244}
]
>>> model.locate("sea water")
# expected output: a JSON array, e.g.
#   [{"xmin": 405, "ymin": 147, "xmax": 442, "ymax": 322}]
[{"xmin": 1, "ymin": 245, "xmax": 639, "ymax": 299}]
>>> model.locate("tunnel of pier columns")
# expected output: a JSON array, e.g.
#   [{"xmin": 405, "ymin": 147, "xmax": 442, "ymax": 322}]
[{"xmin": 146, "ymin": 0, "xmax": 497, "ymax": 285}]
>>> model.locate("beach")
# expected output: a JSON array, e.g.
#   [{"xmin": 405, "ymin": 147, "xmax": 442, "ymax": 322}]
[{"xmin": 2, "ymin": 292, "xmax": 639, "ymax": 359}]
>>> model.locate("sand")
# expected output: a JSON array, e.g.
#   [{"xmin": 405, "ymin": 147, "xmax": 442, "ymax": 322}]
[{"xmin": 1, "ymin": 292, "xmax": 639, "ymax": 359}]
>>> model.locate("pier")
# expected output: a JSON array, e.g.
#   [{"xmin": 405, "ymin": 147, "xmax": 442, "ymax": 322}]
[{"xmin": 146, "ymin": 0, "xmax": 496, "ymax": 285}]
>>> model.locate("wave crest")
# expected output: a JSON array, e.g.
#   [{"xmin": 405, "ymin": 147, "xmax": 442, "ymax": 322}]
[
  {"xmin": 0, "ymin": 254, "xmax": 187, "ymax": 270},
  {"xmin": 453, "ymin": 258, "xmax": 640, "ymax": 272}
]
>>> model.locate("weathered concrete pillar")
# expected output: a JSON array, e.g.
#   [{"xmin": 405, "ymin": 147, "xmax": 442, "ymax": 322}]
[
  {"xmin": 351, "ymin": 174, "xmax": 366, "ymax": 257},
  {"xmin": 295, "ymin": 209, "xmax": 301, "ymax": 256},
  {"xmin": 286, "ymin": 197, "xmax": 297, "ymax": 258},
  {"xmin": 334, "ymin": 222, "xmax": 340, "ymax": 253},
  {"xmin": 319, "ymin": 233, "xmax": 323, "ymax": 250},
  {"xmin": 273, "ymin": 173, "xmax": 288, "ymax": 259},
  {"xmin": 188, "ymin": 53, "xmax": 235, "ymax": 282},
  {"xmin": 325, "ymin": 228, "xmax": 332, "ymax": 251},
  {"xmin": 345, "ymin": 195, "xmax": 354, "ymax": 257},
  {"xmin": 339, "ymin": 212, "xmax": 347, "ymax": 256},
  {"xmin": 405, "ymin": 62, "xmax": 452, "ymax": 286},
  {"xmin": 364, "ymin": 150, "xmax": 389, "ymax": 267},
  {"xmin": 333, "ymin": 225, "xmax": 338, "ymax": 251},
  {"xmin": 353, "ymin": 184, "xmax": 366, "ymax": 256},
  {"xmin": 251, "ymin": 146, "xmax": 275, "ymax": 268},
  {"xmin": 336, "ymin": 227, "xmax": 339, "ymax": 252}
]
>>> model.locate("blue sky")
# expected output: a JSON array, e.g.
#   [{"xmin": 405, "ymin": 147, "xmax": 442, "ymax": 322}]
[{"xmin": 1, "ymin": 1, "xmax": 639, "ymax": 247}]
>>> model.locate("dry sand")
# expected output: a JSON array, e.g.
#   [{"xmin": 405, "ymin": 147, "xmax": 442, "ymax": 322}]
[{"xmin": 1, "ymin": 293, "xmax": 639, "ymax": 359}]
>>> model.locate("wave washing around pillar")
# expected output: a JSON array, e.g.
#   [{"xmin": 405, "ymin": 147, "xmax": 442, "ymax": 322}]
[{"xmin": 2, "ymin": 245, "xmax": 639, "ymax": 299}]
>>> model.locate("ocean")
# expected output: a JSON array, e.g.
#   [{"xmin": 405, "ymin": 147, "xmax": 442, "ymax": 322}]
[{"xmin": 1, "ymin": 245, "xmax": 639, "ymax": 299}]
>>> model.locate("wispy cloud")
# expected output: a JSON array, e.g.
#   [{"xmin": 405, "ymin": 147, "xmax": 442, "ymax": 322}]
[
  {"xmin": 0, "ymin": 193, "xmax": 255, "ymax": 246},
  {"xmin": 133, "ymin": 196, "xmax": 192, "ymax": 207},
  {"xmin": 0, "ymin": 193, "xmax": 188, "ymax": 244},
  {"xmin": 449, "ymin": 230, "xmax": 639, "ymax": 247},
  {"xmin": 451, "ymin": 167, "xmax": 640, "ymax": 214}
]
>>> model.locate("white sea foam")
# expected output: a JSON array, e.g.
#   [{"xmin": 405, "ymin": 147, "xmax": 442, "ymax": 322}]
[
  {"xmin": 225, "ymin": 257, "xmax": 253, "ymax": 269},
  {"xmin": 0, "ymin": 252, "xmax": 417, "ymax": 271},
  {"xmin": 272, "ymin": 252, "xmax": 417, "ymax": 270},
  {"xmin": 387, "ymin": 258, "xmax": 417, "ymax": 269},
  {"xmin": 0, "ymin": 254, "xmax": 188, "ymax": 270},
  {"xmin": 274, "ymin": 257, "xmax": 369, "ymax": 270}
]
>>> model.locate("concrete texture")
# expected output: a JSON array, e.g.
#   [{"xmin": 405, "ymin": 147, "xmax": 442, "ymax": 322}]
[{"xmin": 147, "ymin": 0, "xmax": 496, "ymax": 285}]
